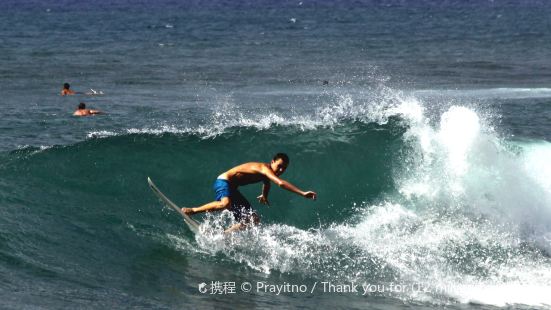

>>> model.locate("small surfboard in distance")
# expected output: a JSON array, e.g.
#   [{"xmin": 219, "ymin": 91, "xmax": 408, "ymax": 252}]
[
  {"xmin": 147, "ymin": 177, "xmax": 200, "ymax": 234},
  {"xmin": 84, "ymin": 89, "xmax": 105, "ymax": 96}
]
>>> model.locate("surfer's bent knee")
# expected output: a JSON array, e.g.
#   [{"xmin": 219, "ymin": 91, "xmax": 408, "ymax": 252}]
[{"xmin": 219, "ymin": 197, "xmax": 231, "ymax": 209}]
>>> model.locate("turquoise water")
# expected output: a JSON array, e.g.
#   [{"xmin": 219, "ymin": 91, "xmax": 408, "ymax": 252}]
[{"xmin": 1, "ymin": 1, "xmax": 551, "ymax": 309}]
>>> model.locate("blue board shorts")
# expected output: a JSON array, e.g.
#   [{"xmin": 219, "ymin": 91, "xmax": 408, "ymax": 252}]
[{"xmin": 213, "ymin": 179, "xmax": 256, "ymax": 222}]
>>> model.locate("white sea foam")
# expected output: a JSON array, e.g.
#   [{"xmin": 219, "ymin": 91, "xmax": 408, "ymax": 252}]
[
  {"xmin": 12, "ymin": 144, "xmax": 55, "ymax": 155},
  {"xmin": 83, "ymin": 87, "xmax": 418, "ymax": 139},
  {"xmin": 192, "ymin": 200, "xmax": 551, "ymax": 307}
]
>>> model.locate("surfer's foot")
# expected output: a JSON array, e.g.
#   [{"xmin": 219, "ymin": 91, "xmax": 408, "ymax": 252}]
[
  {"xmin": 224, "ymin": 223, "xmax": 244, "ymax": 234},
  {"xmin": 182, "ymin": 207, "xmax": 195, "ymax": 215}
]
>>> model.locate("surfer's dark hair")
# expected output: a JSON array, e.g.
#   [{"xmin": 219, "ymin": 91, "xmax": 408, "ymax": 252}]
[
  {"xmin": 78, "ymin": 102, "xmax": 86, "ymax": 109},
  {"xmin": 63, "ymin": 83, "xmax": 70, "ymax": 89},
  {"xmin": 273, "ymin": 153, "xmax": 289, "ymax": 164}
]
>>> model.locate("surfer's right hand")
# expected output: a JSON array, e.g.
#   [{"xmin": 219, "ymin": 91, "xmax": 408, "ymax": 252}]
[{"xmin": 302, "ymin": 191, "xmax": 317, "ymax": 201}]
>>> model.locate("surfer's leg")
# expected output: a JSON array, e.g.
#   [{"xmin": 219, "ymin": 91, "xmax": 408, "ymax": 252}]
[
  {"xmin": 183, "ymin": 179, "xmax": 233, "ymax": 215},
  {"xmin": 227, "ymin": 190, "xmax": 253, "ymax": 220},
  {"xmin": 247, "ymin": 212, "xmax": 260, "ymax": 226},
  {"xmin": 182, "ymin": 197, "xmax": 230, "ymax": 215},
  {"xmin": 224, "ymin": 210, "xmax": 260, "ymax": 234},
  {"xmin": 224, "ymin": 223, "xmax": 244, "ymax": 234},
  {"xmin": 224, "ymin": 214, "xmax": 259, "ymax": 234}
]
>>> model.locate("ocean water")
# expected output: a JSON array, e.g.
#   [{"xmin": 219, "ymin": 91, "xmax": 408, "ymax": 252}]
[{"xmin": 1, "ymin": 1, "xmax": 551, "ymax": 309}]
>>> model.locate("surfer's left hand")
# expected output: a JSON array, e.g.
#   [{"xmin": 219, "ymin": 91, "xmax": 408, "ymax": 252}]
[{"xmin": 257, "ymin": 195, "xmax": 270, "ymax": 206}]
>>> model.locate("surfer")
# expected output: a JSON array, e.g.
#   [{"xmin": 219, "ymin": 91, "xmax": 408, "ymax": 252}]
[
  {"xmin": 61, "ymin": 83, "xmax": 77, "ymax": 96},
  {"xmin": 183, "ymin": 153, "xmax": 317, "ymax": 233},
  {"xmin": 62, "ymin": 83, "xmax": 104, "ymax": 96},
  {"xmin": 73, "ymin": 102, "xmax": 102, "ymax": 116}
]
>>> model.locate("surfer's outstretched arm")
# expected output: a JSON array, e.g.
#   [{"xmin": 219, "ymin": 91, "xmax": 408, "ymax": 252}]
[{"xmin": 261, "ymin": 166, "xmax": 317, "ymax": 200}]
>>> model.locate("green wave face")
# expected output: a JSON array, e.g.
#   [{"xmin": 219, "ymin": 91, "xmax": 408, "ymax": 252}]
[{"xmin": 1, "ymin": 120, "xmax": 404, "ymax": 228}]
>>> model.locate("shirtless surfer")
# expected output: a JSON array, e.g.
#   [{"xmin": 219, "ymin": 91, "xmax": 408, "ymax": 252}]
[
  {"xmin": 62, "ymin": 83, "xmax": 104, "ymax": 96},
  {"xmin": 73, "ymin": 102, "xmax": 102, "ymax": 116},
  {"xmin": 183, "ymin": 153, "xmax": 317, "ymax": 233},
  {"xmin": 61, "ymin": 83, "xmax": 78, "ymax": 96}
]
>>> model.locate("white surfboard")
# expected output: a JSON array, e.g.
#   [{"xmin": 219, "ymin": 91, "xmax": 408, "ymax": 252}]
[
  {"xmin": 85, "ymin": 89, "xmax": 105, "ymax": 96},
  {"xmin": 147, "ymin": 177, "xmax": 200, "ymax": 234}
]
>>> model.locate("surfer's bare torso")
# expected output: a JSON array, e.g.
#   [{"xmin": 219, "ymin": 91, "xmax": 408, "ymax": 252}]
[{"xmin": 218, "ymin": 162, "xmax": 276, "ymax": 187}]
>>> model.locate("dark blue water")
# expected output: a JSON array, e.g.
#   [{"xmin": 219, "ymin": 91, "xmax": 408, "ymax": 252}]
[{"xmin": 1, "ymin": 1, "xmax": 551, "ymax": 309}]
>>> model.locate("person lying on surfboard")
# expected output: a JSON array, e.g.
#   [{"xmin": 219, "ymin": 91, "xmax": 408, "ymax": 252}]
[
  {"xmin": 61, "ymin": 83, "xmax": 104, "ymax": 96},
  {"xmin": 182, "ymin": 153, "xmax": 317, "ymax": 233},
  {"xmin": 73, "ymin": 102, "xmax": 103, "ymax": 116}
]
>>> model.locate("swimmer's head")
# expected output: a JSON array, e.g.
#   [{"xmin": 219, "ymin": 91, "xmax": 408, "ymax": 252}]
[
  {"xmin": 63, "ymin": 83, "xmax": 70, "ymax": 89},
  {"xmin": 78, "ymin": 102, "xmax": 86, "ymax": 109}
]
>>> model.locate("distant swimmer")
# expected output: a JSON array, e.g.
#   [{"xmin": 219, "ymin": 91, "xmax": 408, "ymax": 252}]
[
  {"xmin": 73, "ymin": 102, "xmax": 102, "ymax": 116},
  {"xmin": 61, "ymin": 83, "xmax": 78, "ymax": 96},
  {"xmin": 62, "ymin": 83, "xmax": 104, "ymax": 96},
  {"xmin": 182, "ymin": 153, "xmax": 317, "ymax": 233}
]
